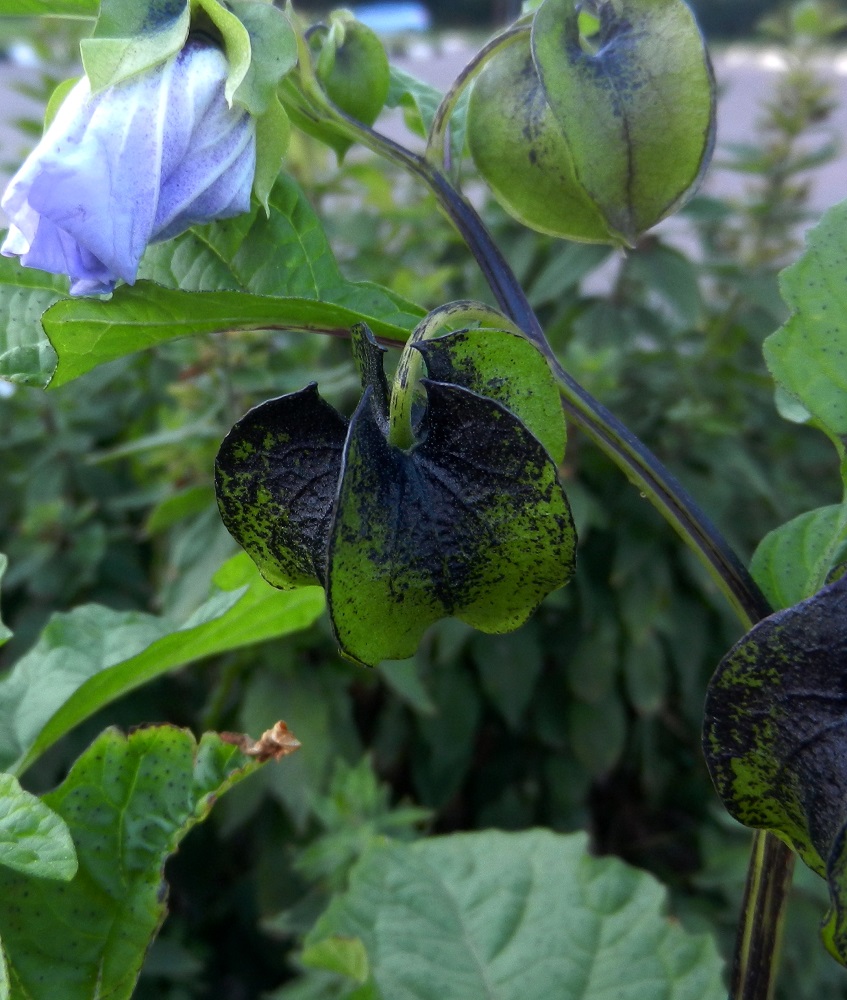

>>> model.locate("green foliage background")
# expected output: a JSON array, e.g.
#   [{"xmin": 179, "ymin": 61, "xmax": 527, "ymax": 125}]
[{"xmin": 1, "ymin": 9, "xmax": 847, "ymax": 1000}]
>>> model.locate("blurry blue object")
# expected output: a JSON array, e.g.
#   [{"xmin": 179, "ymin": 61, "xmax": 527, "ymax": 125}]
[
  {"xmin": 352, "ymin": 2, "xmax": 432, "ymax": 32},
  {"xmin": 1, "ymin": 37, "xmax": 255, "ymax": 296}
]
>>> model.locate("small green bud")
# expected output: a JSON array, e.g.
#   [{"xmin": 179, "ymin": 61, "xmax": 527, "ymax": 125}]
[{"xmin": 314, "ymin": 13, "xmax": 390, "ymax": 156}]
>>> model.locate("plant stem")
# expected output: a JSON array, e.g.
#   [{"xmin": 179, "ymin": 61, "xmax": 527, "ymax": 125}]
[
  {"xmin": 731, "ymin": 832, "xmax": 796, "ymax": 1000},
  {"xmin": 287, "ymin": 84, "xmax": 794, "ymax": 1000},
  {"xmin": 425, "ymin": 23, "xmax": 529, "ymax": 171}
]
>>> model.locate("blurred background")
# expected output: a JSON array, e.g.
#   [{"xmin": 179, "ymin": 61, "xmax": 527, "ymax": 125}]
[{"xmin": 3, "ymin": 2, "xmax": 847, "ymax": 999}]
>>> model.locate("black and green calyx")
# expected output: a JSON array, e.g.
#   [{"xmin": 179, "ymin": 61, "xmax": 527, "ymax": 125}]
[
  {"xmin": 215, "ymin": 312, "xmax": 576, "ymax": 665},
  {"xmin": 704, "ymin": 575, "xmax": 847, "ymax": 964}
]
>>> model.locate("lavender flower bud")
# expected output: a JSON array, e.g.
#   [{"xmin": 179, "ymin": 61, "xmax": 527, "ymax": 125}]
[{"xmin": 1, "ymin": 37, "xmax": 256, "ymax": 296}]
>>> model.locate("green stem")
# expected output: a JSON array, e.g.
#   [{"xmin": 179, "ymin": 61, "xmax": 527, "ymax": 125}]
[
  {"xmin": 279, "ymin": 72, "xmax": 794, "ymax": 999},
  {"xmin": 388, "ymin": 301, "xmax": 521, "ymax": 449},
  {"xmin": 425, "ymin": 22, "xmax": 529, "ymax": 171},
  {"xmin": 731, "ymin": 832, "xmax": 796, "ymax": 1000}
]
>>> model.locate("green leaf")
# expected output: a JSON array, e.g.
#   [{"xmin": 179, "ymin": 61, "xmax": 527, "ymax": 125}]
[
  {"xmin": 0, "ymin": 726, "xmax": 273, "ymax": 1000},
  {"xmin": 254, "ymin": 95, "xmax": 292, "ymax": 209},
  {"xmin": 302, "ymin": 937, "xmax": 370, "ymax": 984},
  {"xmin": 41, "ymin": 175, "xmax": 423, "ymax": 387},
  {"xmin": 43, "ymin": 284, "xmax": 414, "ymax": 388},
  {"xmin": 81, "ymin": 0, "xmax": 190, "ymax": 93},
  {"xmin": 623, "ymin": 633, "xmax": 667, "ymax": 717},
  {"xmin": 305, "ymin": 830, "xmax": 725, "ymax": 999},
  {"xmin": 751, "ymin": 504, "xmax": 847, "ymax": 610},
  {"xmin": 532, "ymin": 0, "xmax": 715, "ymax": 244},
  {"xmin": 0, "ymin": 553, "xmax": 324, "ymax": 776},
  {"xmin": 194, "ymin": 0, "xmax": 251, "ymax": 104},
  {"xmin": 386, "ymin": 66, "xmax": 467, "ymax": 170},
  {"xmin": 568, "ymin": 694, "xmax": 627, "ymax": 779},
  {"xmin": 0, "ymin": 774, "xmax": 76, "ymax": 882},
  {"xmin": 704, "ymin": 575, "xmax": 847, "ymax": 964},
  {"xmin": 386, "ymin": 65, "xmax": 442, "ymax": 139},
  {"xmin": 228, "ymin": 0, "xmax": 297, "ymax": 116},
  {"xmin": 471, "ymin": 627, "xmax": 543, "ymax": 730},
  {"xmin": 418, "ymin": 328, "xmax": 566, "ymax": 464},
  {"xmin": 764, "ymin": 200, "xmax": 847, "ymax": 438},
  {"xmin": 0, "ymin": 555, "xmax": 10, "ymax": 649},
  {"xmin": 0, "ymin": 257, "xmax": 63, "ymax": 388},
  {"xmin": 0, "ymin": 0, "xmax": 96, "ymax": 14}
]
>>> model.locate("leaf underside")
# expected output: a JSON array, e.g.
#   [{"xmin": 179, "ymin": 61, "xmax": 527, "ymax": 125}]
[{"xmin": 304, "ymin": 829, "xmax": 726, "ymax": 1000}]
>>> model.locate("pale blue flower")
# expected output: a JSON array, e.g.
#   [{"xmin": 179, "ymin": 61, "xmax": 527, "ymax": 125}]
[{"xmin": 1, "ymin": 37, "xmax": 256, "ymax": 296}]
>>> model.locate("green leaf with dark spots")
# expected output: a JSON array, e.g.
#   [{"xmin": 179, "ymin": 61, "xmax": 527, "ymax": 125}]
[
  {"xmin": 0, "ymin": 774, "xmax": 76, "ymax": 882},
  {"xmin": 531, "ymin": 0, "xmax": 715, "ymax": 244},
  {"xmin": 215, "ymin": 385, "xmax": 348, "ymax": 589},
  {"xmin": 703, "ymin": 575, "xmax": 847, "ymax": 964},
  {"xmin": 418, "ymin": 328, "xmax": 566, "ymax": 464},
  {"xmin": 752, "ymin": 504, "xmax": 847, "ymax": 611},
  {"xmin": 0, "ymin": 726, "xmax": 276, "ymax": 1000},
  {"xmin": 764, "ymin": 200, "xmax": 847, "ymax": 438}
]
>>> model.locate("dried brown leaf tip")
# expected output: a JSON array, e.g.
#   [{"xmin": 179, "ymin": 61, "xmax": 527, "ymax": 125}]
[{"xmin": 220, "ymin": 721, "xmax": 301, "ymax": 762}]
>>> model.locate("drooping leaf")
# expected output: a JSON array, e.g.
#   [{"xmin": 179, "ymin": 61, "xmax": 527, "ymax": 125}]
[
  {"xmin": 0, "ymin": 553, "xmax": 324, "ymax": 776},
  {"xmin": 81, "ymin": 0, "xmax": 190, "ymax": 93},
  {"xmin": 418, "ymin": 328, "xmax": 566, "ymax": 464},
  {"xmin": 703, "ymin": 575, "xmax": 847, "ymax": 963},
  {"xmin": 43, "ymin": 284, "xmax": 414, "ymax": 388},
  {"xmin": 228, "ymin": 0, "xmax": 297, "ymax": 115},
  {"xmin": 0, "ymin": 774, "xmax": 76, "ymax": 882},
  {"xmin": 0, "ymin": 726, "xmax": 279, "ymax": 1000},
  {"xmin": 532, "ymin": 0, "xmax": 715, "ymax": 244},
  {"xmin": 216, "ymin": 385, "xmax": 348, "ymax": 589},
  {"xmin": 764, "ymin": 200, "xmax": 847, "ymax": 438},
  {"xmin": 751, "ymin": 504, "xmax": 847, "ymax": 611},
  {"xmin": 327, "ymin": 377, "xmax": 575, "ymax": 664},
  {"xmin": 40, "ymin": 175, "xmax": 423, "ymax": 387},
  {"xmin": 304, "ymin": 830, "xmax": 726, "ymax": 1000}
]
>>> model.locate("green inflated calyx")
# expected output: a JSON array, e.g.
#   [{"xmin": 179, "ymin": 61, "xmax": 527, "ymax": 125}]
[
  {"xmin": 215, "ymin": 308, "xmax": 576, "ymax": 665},
  {"xmin": 468, "ymin": 0, "xmax": 715, "ymax": 245}
]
